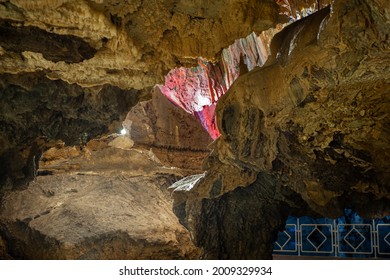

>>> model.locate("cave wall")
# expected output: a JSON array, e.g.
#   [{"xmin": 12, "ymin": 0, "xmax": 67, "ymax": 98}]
[
  {"xmin": 0, "ymin": 0, "xmax": 389, "ymax": 260},
  {"xmin": 0, "ymin": 0, "xmax": 283, "ymax": 259},
  {"xmin": 0, "ymin": 0, "xmax": 286, "ymax": 189},
  {"xmin": 171, "ymin": 0, "xmax": 390, "ymax": 259},
  {"xmin": 172, "ymin": 172, "xmax": 313, "ymax": 259},
  {"xmin": 0, "ymin": 72, "xmax": 141, "ymax": 188}
]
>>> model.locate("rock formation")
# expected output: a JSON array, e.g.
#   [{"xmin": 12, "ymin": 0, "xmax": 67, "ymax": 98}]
[
  {"xmin": 158, "ymin": 29, "xmax": 279, "ymax": 139},
  {"xmin": 0, "ymin": 0, "xmax": 389, "ymax": 259},
  {"xmin": 123, "ymin": 87, "xmax": 213, "ymax": 172},
  {"xmin": 0, "ymin": 71, "xmax": 142, "ymax": 188},
  {"xmin": 0, "ymin": 0, "xmax": 282, "ymax": 89},
  {"xmin": 0, "ymin": 0, "xmax": 283, "ymax": 189},
  {"xmin": 171, "ymin": 0, "xmax": 390, "ymax": 258},
  {"xmin": 0, "ymin": 136, "xmax": 202, "ymax": 259}
]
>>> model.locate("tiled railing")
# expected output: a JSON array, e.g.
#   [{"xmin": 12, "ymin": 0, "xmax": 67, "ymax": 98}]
[{"xmin": 273, "ymin": 212, "xmax": 390, "ymax": 258}]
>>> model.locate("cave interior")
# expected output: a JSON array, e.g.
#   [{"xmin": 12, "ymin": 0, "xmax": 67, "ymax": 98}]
[{"xmin": 0, "ymin": 0, "xmax": 389, "ymax": 259}]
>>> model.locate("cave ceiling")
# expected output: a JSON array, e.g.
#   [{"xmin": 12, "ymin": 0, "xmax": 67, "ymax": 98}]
[
  {"xmin": 0, "ymin": 0, "xmax": 292, "ymax": 186},
  {"xmin": 0, "ymin": 0, "xmax": 284, "ymax": 89}
]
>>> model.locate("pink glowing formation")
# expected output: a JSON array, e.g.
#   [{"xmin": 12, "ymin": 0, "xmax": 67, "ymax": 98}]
[{"xmin": 158, "ymin": 31, "xmax": 275, "ymax": 140}]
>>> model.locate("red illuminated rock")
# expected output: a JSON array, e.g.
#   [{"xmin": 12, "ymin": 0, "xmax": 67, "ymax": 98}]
[{"xmin": 158, "ymin": 30, "xmax": 280, "ymax": 139}]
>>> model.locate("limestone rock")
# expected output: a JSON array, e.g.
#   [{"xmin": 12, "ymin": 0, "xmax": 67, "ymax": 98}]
[
  {"xmin": 171, "ymin": 172, "xmax": 313, "ymax": 259},
  {"xmin": 171, "ymin": 0, "xmax": 390, "ymax": 259},
  {"xmin": 123, "ymin": 87, "xmax": 212, "ymax": 172},
  {"xmin": 0, "ymin": 19, "xmax": 97, "ymax": 63},
  {"xmin": 108, "ymin": 135, "xmax": 134, "ymax": 150},
  {"xmin": 1, "ymin": 0, "xmax": 389, "ymax": 261},
  {"xmin": 0, "ymin": 141, "xmax": 201, "ymax": 259},
  {"xmin": 0, "ymin": 72, "xmax": 142, "ymax": 188},
  {"xmin": 276, "ymin": 0, "xmax": 332, "ymax": 20},
  {"xmin": 0, "ymin": 0, "xmax": 283, "ymax": 89},
  {"xmin": 158, "ymin": 29, "xmax": 283, "ymax": 139},
  {"xmin": 189, "ymin": 0, "xmax": 390, "ymax": 216},
  {"xmin": 125, "ymin": 88, "xmax": 212, "ymax": 150}
]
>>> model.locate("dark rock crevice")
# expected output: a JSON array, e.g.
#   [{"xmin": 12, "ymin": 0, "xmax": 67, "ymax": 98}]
[
  {"xmin": 173, "ymin": 172, "xmax": 312, "ymax": 259},
  {"xmin": 0, "ymin": 72, "xmax": 142, "ymax": 189},
  {"xmin": 0, "ymin": 20, "xmax": 97, "ymax": 63}
]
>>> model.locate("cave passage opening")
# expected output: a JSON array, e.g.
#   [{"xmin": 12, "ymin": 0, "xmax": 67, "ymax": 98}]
[{"xmin": 158, "ymin": 1, "xmax": 390, "ymax": 260}]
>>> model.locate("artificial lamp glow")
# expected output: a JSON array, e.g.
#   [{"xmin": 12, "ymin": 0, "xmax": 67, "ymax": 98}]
[{"xmin": 120, "ymin": 128, "xmax": 127, "ymax": 135}]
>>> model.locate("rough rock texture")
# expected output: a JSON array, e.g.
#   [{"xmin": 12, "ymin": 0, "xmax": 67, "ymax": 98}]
[
  {"xmin": 0, "ymin": 0, "xmax": 283, "ymax": 89},
  {"xmin": 276, "ymin": 0, "xmax": 332, "ymax": 20},
  {"xmin": 0, "ymin": 0, "xmax": 286, "ymax": 191},
  {"xmin": 158, "ymin": 29, "xmax": 281, "ymax": 139},
  {"xmin": 0, "ymin": 137, "xmax": 201, "ymax": 259},
  {"xmin": 1, "ymin": 0, "xmax": 389, "ymax": 261},
  {"xmin": 171, "ymin": 0, "xmax": 390, "ymax": 259},
  {"xmin": 0, "ymin": 19, "xmax": 97, "ymax": 63},
  {"xmin": 0, "ymin": 71, "xmax": 142, "ymax": 188},
  {"xmin": 156, "ymin": 1, "xmax": 333, "ymax": 140},
  {"xmin": 123, "ymin": 87, "xmax": 212, "ymax": 172},
  {"xmin": 124, "ymin": 88, "xmax": 212, "ymax": 150},
  {"xmin": 172, "ymin": 172, "xmax": 313, "ymax": 259}
]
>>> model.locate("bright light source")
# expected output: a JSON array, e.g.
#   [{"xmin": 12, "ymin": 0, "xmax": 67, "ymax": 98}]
[{"xmin": 120, "ymin": 128, "xmax": 127, "ymax": 135}]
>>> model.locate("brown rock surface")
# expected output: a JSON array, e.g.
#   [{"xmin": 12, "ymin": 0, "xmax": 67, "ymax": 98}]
[
  {"xmin": 0, "ymin": 0, "xmax": 389, "ymax": 261},
  {"xmin": 0, "ymin": 0, "xmax": 282, "ymax": 89},
  {"xmin": 0, "ymin": 137, "xmax": 201, "ymax": 259},
  {"xmin": 0, "ymin": 72, "xmax": 142, "ymax": 187},
  {"xmin": 123, "ymin": 87, "xmax": 213, "ymax": 172},
  {"xmin": 171, "ymin": 0, "xmax": 390, "ymax": 258},
  {"xmin": 0, "ymin": 0, "xmax": 279, "ymax": 189},
  {"xmin": 124, "ymin": 88, "xmax": 212, "ymax": 150}
]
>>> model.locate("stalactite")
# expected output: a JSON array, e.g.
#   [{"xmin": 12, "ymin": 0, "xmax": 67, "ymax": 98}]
[
  {"xmin": 276, "ymin": 0, "xmax": 332, "ymax": 20},
  {"xmin": 157, "ymin": 2, "xmax": 332, "ymax": 140},
  {"xmin": 158, "ymin": 30, "xmax": 279, "ymax": 139}
]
